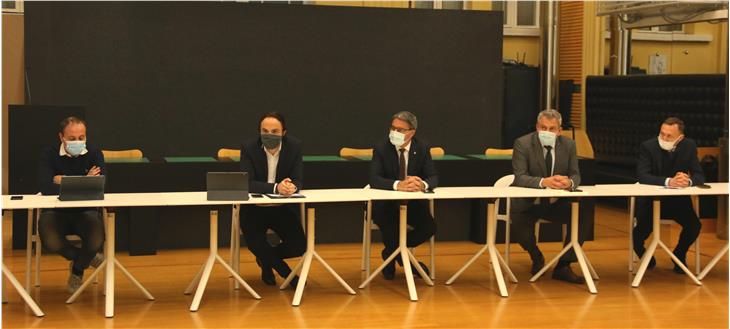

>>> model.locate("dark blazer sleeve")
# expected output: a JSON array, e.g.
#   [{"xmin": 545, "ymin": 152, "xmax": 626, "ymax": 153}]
[
  {"xmin": 636, "ymin": 141, "xmax": 666, "ymax": 186},
  {"xmin": 369, "ymin": 143, "xmax": 395, "ymax": 190},
  {"xmin": 512, "ymin": 136, "xmax": 542, "ymax": 188},
  {"xmin": 240, "ymin": 140, "xmax": 276, "ymax": 194},
  {"xmin": 90, "ymin": 146, "xmax": 106, "ymax": 176},
  {"xmin": 418, "ymin": 142, "xmax": 438, "ymax": 189},
  {"xmin": 287, "ymin": 139, "xmax": 304, "ymax": 192},
  {"xmin": 684, "ymin": 139, "xmax": 705, "ymax": 186},
  {"xmin": 38, "ymin": 147, "xmax": 58, "ymax": 195},
  {"xmin": 566, "ymin": 139, "xmax": 581, "ymax": 187}
]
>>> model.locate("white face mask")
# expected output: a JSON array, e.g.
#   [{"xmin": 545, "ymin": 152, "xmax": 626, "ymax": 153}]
[
  {"xmin": 538, "ymin": 130, "xmax": 556, "ymax": 148},
  {"xmin": 658, "ymin": 136, "xmax": 680, "ymax": 152},
  {"xmin": 389, "ymin": 130, "xmax": 406, "ymax": 147}
]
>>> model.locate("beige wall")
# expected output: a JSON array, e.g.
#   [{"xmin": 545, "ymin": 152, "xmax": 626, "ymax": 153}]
[
  {"xmin": 602, "ymin": 21, "xmax": 729, "ymax": 74},
  {"xmin": 2, "ymin": 13, "xmax": 25, "ymax": 195}
]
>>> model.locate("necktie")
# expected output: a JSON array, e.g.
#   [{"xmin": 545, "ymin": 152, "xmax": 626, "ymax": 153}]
[
  {"xmin": 544, "ymin": 145, "xmax": 553, "ymax": 177},
  {"xmin": 399, "ymin": 148, "xmax": 406, "ymax": 180}
]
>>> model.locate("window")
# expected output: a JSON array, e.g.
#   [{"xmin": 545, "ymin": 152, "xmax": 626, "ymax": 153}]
[
  {"xmin": 410, "ymin": 1, "xmax": 465, "ymax": 10},
  {"xmin": 639, "ymin": 24, "xmax": 684, "ymax": 33},
  {"xmin": 492, "ymin": 1, "xmax": 540, "ymax": 36},
  {"xmin": 2, "ymin": 0, "xmax": 23, "ymax": 13}
]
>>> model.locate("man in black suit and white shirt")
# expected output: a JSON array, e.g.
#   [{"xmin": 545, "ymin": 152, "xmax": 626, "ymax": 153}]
[
  {"xmin": 240, "ymin": 112, "xmax": 305, "ymax": 288},
  {"xmin": 634, "ymin": 117, "xmax": 704, "ymax": 273},
  {"xmin": 511, "ymin": 109, "xmax": 587, "ymax": 284},
  {"xmin": 370, "ymin": 111, "xmax": 438, "ymax": 280}
]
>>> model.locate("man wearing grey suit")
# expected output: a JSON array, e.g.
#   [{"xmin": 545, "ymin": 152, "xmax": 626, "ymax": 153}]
[{"xmin": 511, "ymin": 109, "xmax": 587, "ymax": 284}]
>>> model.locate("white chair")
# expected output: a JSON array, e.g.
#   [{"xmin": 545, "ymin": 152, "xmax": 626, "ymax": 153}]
[
  {"xmin": 628, "ymin": 192, "xmax": 701, "ymax": 274},
  {"xmin": 494, "ymin": 175, "xmax": 566, "ymax": 265},
  {"xmin": 361, "ymin": 185, "xmax": 436, "ymax": 280}
]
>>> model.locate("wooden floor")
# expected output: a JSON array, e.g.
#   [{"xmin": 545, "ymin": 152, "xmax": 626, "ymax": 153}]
[{"xmin": 2, "ymin": 204, "xmax": 728, "ymax": 328}]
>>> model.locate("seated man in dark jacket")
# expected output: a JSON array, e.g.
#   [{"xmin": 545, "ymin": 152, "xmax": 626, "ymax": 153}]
[
  {"xmin": 240, "ymin": 112, "xmax": 305, "ymax": 288},
  {"xmin": 38, "ymin": 116, "xmax": 105, "ymax": 293},
  {"xmin": 370, "ymin": 111, "xmax": 438, "ymax": 280},
  {"xmin": 634, "ymin": 117, "xmax": 705, "ymax": 273}
]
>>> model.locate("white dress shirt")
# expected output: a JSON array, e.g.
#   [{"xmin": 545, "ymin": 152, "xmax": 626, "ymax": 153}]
[
  {"xmin": 264, "ymin": 144, "xmax": 281, "ymax": 193},
  {"xmin": 391, "ymin": 141, "xmax": 429, "ymax": 191}
]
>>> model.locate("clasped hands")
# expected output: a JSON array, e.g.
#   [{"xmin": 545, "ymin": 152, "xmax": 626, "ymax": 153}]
[
  {"xmin": 541, "ymin": 175, "xmax": 572, "ymax": 190},
  {"xmin": 668, "ymin": 172, "xmax": 691, "ymax": 188},
  {"xmin": 396, "ymin": 176, "xmax": 426, "ymax": 192},
  {"xmin": 276, "ymin": 178, "xmax": 298, "ymax": 196}
]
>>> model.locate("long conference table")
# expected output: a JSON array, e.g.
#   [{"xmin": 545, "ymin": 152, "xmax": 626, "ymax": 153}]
[{"xmin": 2, "ymin": 183, "xmax": 727, "ymax": 318}]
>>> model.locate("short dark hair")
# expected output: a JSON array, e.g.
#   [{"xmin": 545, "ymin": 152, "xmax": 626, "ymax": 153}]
[
  {"xmin": 258, "ymin": 112, "xmax": 287, "ymax": 131},
  {"xmin": 662, "ymin": 117, "xmax": 684, "ymax": 133},
  {"xmin": 59, "ymin": 116, "xmax": 86, "ymax": 134}
]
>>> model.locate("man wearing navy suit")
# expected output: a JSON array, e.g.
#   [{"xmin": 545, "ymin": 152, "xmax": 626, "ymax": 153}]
[
  {"xmin": 634, "ymin": 117, "xmax": 705, "ymax": 273},
  {"xmin": 240, "ymin": 112, "xmax": 305, "ymax": 288},
  {"xmin": 370, "ymin": 111, "xmax": 438, "ymax": 280}
]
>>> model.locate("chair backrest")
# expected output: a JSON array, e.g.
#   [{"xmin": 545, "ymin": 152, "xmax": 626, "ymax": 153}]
[
  {"xmin": 494, "ymin": 175, "xmax": 515, "ymax": 220},
  {"xmin": 217, "ymin": 148, "xmax": 241, "ymax": 159},
  {"xmin": 485, "ymin": 148, "xmax": 513, "ymax": 156},
  {"xmin": 429, "ymin": 147, "xmax": 445, "ymax": 157},
  {"xmin": 494, "ymin": 174, "xmax": 515, "ymax": 187},
  {"xmin": 102, "ymin": 149, "xmax": 143, "ymax": 159},
  {"xmin": 340, "ymin": 147, "xmax": 373, "ymax": 157}
]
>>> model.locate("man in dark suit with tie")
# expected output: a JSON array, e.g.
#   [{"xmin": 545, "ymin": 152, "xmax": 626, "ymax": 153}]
[
  {"xmin": 634, "ymin": 117, "xmax": 704, "ymax": 273},
  {"xmin": 511, "ymin": 109, "xmax": 587, "ymax": 284},
  {"xmin": 370, "ymin": 111, "xmax": 438, "ymax": 280},
  {"xmin": 240, "ymin": 112, "xmax": 305, "ymax": 288}
]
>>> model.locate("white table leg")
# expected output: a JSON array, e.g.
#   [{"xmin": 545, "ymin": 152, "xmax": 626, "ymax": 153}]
[
  {"xmin": 445, "ymin": 200, "xmax": 516, "ymax": 295},
  {"xmin": 105, "ymin": 212, "xmax": 115, "ymax": 317},
  {"xmin": 281, "ymin": 208, "xmax": 356, "ymax": 306},
  {"xmin": 26, "ymin": 209, "xmax": 33, "ymax": 292},
  {"xmin": 189, "ymin": 210, "xmax": 260, "ymax": 312},
  {"xmin": 698, "ymin": 243, "xmax": 729, "ymax": 280},
  {"xmin": 530, "ymin": 200, "xmax": 597, "ymax": 294},
  {"xmin": 632, "ymin": 199, "xmax": 702, "ymax": 287},
  {"xmin": 359, "ymin": 205, "xmax": 426, "ymax": 301},
  {"xmin": 2, "ymin": 264, "xmax": 44, "ymax": 317}
]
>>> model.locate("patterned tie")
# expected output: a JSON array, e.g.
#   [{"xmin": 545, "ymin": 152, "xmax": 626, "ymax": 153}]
[
  {"xmin": 399, "ymin": 148, "xmax": 406, "ymax": 180},
  {"xmin": 544, "ymin": 145, "xmax": 553, "ymax": 177}
]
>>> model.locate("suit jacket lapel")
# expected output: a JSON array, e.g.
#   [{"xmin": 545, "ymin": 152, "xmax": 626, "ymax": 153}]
[
  {"xmin": 275, "ymin": 139, "xmax": 289, "ymax": 181},
  {"xmin": 408, "ymin": 139, "xmax": 418, "ymax": 176},
  {"xmin": 532, "ymin": 133, "xmax": 548, "ymax": 177}
]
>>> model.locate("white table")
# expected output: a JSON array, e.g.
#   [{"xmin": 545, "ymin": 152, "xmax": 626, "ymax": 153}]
[
  {"xmin": 589, "ymin": 183, "xmax": 729, "ymax": 287},
  {"xmin": 2, "ymin": 193, "xmax": 160, "ymax": 318},
  {"xmin": 165, "ymin": 190, "xmax": 362, "ymax": 308}
]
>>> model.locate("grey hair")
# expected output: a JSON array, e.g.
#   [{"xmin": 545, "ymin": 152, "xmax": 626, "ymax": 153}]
[
  {"xmin": 392, "ymin": 111, "xmax": 418, "ymax": 130},
  {"xmin": 536, "ymin": 109, "xmax": 562, "ymax": 126}
]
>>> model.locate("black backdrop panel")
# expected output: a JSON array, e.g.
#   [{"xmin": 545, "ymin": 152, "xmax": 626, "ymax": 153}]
[{"xmin": 25, "ymin": 2, "xmax": 504, "ymax": 156}]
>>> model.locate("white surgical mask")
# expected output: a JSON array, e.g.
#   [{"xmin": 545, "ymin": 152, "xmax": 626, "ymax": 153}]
[
  {"xmin": 658, "ymin": 136, "xmax": 680, "ymax": 152},
  {"xmin": 65, "ymin": 140, "xmax": 87, "ymax": 157},
  {"xmin": 389, "ymin": 130, "xmax": 406, "ymax": 147},
  {"xmin": 538, "ymin": 130, "xmax": 556, "ymax": 148}
]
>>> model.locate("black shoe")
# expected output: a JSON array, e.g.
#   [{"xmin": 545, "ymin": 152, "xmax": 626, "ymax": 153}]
[
  {"xmin": 552, "ymin": 265, "xmax": 585, "ymax": 284},
  {"xmin": 288, "ymin": 275, "xmax": 300, "ymax": 289},
  {"xmin": 672, "ymin": 253, "xmax": 688, "ymax": 274},
  {"xmin": 381, "ymin": 249, "xmax": 395, "ymax": 280},
  {"xmin": 648, "ymin": 257, "xmax": 657, "ymax": 270},
  {"xmin": 410, "ymin": 262, "xmax": 430, "ymax": 279},
  {"xmin": 530, "ymin": 254, "xmax": 545, "ymax": 276},
  {"xmin": 256, "ymin": 258, "xmax": 276, "ymax": 286},
  {"xmin": 635, "ymin": 247, "xmax": 656, "ymax": 270}
]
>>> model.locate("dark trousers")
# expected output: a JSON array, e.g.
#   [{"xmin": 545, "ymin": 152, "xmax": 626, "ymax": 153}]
[
  {"xmin": 374, "ymin": 201, "xmax": 436, "ymax": 258},
  {"xmin": 240, "ymin": 206, "xmax": 306, "ymax": 269},
  {"xmin": 38, "ymin": 209, "xmax": 104, "ymax": 271},
  {"xmin": 633, "ymin": 196, "xmax": 700, "ymax": 260},
  {"xmin": 511, "ymin": 198, "xmax": 587, "ymax": 266}
]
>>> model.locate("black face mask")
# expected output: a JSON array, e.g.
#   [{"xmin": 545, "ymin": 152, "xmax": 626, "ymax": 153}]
[{"xmin": 261, "ymin": 134, "xmax": 282, "ymax": 150}]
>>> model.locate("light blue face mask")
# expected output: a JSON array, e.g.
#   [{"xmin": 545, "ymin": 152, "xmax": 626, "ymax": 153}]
[
  {"xmin": 65, "ymin": 140, "xmax": 87, "ymax": 157},
  {"xmin": 389, "ymin": 130, "xmax": 406, "ymax": 147},
  {"xmin": 538, "ymin": 130, "xmax": 556, "ymax": 148}
]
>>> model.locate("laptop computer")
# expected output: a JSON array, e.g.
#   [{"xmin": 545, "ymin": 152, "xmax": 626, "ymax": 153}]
[
  {"xmin": 58, "ymin": 175, "xmax": 106, "ymax": 201},
  {"xmin": 207, "ymin": 172, "xmax": 249, "ymax": 201}
]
